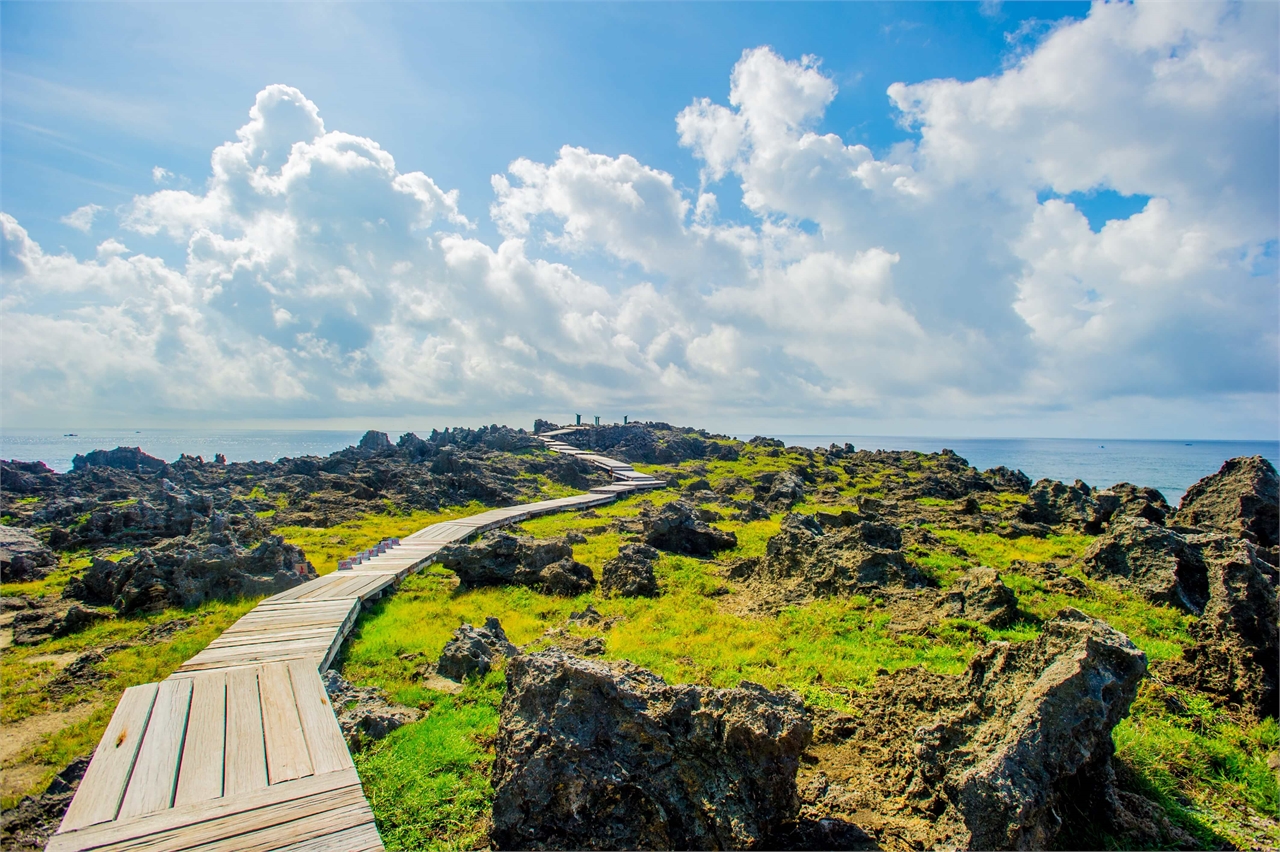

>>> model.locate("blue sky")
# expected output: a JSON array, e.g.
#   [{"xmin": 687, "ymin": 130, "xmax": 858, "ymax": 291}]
[{"xmin": 1, "ymin": 1, "xmax": 1277, "ymax": 438}]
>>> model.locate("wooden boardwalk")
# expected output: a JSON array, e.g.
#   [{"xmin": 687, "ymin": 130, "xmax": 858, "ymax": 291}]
[{"xmin": 47, "ymin": 432, "xmax": 660, "ymax": 852}]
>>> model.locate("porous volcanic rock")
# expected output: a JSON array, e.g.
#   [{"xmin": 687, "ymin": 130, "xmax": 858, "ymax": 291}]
[
  {"xmin": 553, "ymin": 422, "xmax": 741, "ymax": 465},
  {"xmin": 638, "ymin": 500, "xmax": 737, "ymax": 556},
  {"xmin": 1018, "ymin": 478, "xmax": 1100, "ymax": 531},
  {"xmin": 600, "ymin": 543, "xmax": 660, "ymax": 597},
  {"xmin": 72, "ymin": 446, "xmax": 167, "ymax": 474},
  {"xmin": 0, "ymin": 756, "xmax": 89, "ymax": 852},
  {"xmin": 733, "ymin": 512, "xmax": 927, "ymax": 598},
  {"xmin": 1161, "ymin": 535, "xmax": 1279, "ymax": 718},
  {"xmin": 913, "ymin": 609, "xmax": 1148, "ymax": 849},
  {"xmin": 63, "ymin": 532, "xmax": 314, "ymax": 615},
  {"xmin": 437, "ymin": 617, "xmax": 520, "ymax": 681},
  {"xmin": 1080, "ymin": 518, "xmax": 1210, "ymax": 613},
  {"xmin": 321, "ymin": 670, "xmax": 423, "ymax": 749},
  {"xmin": 1174, "ymin": 456, "xmax": 1279, "ymax": 553},
  {"xmin": 11, "ymin": 601, "xmax": 110, "ymax": 645},
  {"xmin": 754, "ymin": 471, "xmax": 807, "ymax": 510},
  {"xmin": 490, "ymin": 649, "xmax": 813, "ymax": 850},
  {"xmin": 356, "ymin": 429, "xmax": 393, "ymax": 454},
  {"xmin": 436, "ymin": 532, "xmax": 596, "ymax": 596},
  {"xmin": 806, "ymin": 610, "xmax": 1147, "ymax": 851},
  {"xmin": 939, "ymin": 567, "xmax": 1020, "ymax": 627},
  {"xmin": 1093, "ymin": 483, "xmax": 1171, "ymax": 527},
  {"xmin": 0, "ymin": 525, "xmax": 57, "ymax": 582}
]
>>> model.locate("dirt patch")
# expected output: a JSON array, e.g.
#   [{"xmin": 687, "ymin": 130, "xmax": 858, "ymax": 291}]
[
  {"xmin": 25, "ymin": 652, "xmax": 80, "ymax": 669},
  {"xmin": 0, "ymin": 703, "xmax": 97, "ymax": 767}
]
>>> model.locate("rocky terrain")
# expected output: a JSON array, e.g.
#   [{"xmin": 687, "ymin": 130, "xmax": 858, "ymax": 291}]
[{"xmin": 2, "ymin": 422, "xmax": 1277, "ymax": 851}]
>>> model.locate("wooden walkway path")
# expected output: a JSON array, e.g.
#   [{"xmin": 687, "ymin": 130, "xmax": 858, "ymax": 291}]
[{"xmin": 47, "ymin": 431, "xmax": 659, "ymax": 852}]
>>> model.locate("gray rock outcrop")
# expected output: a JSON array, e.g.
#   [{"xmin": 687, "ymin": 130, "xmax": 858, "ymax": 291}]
[
  {"xmin": 491, "ymin": 650, "xmax": 813, "ymax": 850},
  {"xmin": 1174, "ymin": 455, "xmax": 1279, "ymax": 554},
  {"xmin": 1161, "ymin": 536, "xmax": 1279, "ymax": 718},
  {"xmin": 0, "ymin": 526, "xmax": 57, "ymax": 582},
  {"xmin": 600, "ymin": 543, "xmax": 660, "ymax": 597},
  {"xmin": 437, "ymin": 532, "xmax": 596, "ymax": 596},
  {"xmin": 733, "ymin": 511, "xmax": 928, "ymax": 598},
  {"xmin": 638, "ymin": 500, "xmax": 737, "ymax": 556},
  {"xmin": 63, "ymin": 533, "xmax": 314, "ymax": 615},
  {"xmin": 911, "ymin": 609, "xmax": 1148, "ymax": 849},
  {"xmin": 321, "ymin": 670, "xmax": 422, "ymax": 749},
  {"xmin": 1080, "ymin": 517, "xmax": 1210, "ymax": 613},
  {"xmin": 940, "ymin": 567, "xmax": 1020, "ymax": 627},
  {"xmin": 437, "ymin": 617, "xmax": 520, "ymax": 681}
]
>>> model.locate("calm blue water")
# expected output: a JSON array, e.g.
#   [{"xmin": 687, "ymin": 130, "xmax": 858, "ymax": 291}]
[
  {"xmin": 2, "ymin": 429, "xmax": 1276, "ymax": 506},
  {"xmin": 766, "ymin": 435, "xmax": 1280, "ymax": 506}
]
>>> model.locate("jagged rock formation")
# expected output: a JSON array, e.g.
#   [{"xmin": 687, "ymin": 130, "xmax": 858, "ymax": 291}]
[
  {"xmin": 1174, "ymin": 455, "xmax": 1279, "ymax": 555},
  {"xmin": 437, "ymin": 532, "xmax": 596, "ymax": 596},
  {"xmin": 805, "ymin": 610, "xmax": 1148, "ymax": 851},
  {"xmin": 0, "ymin": 757, "xmax": 89, "ymax": 852},
  {"xmin": 1160, "ymin": 535, "xmax": 1279, "ymax": 718},
  {"xmin": 321, "ymin": 670, "xmax": 423, "ymax": 749},
  {"xmin": 636, "ymin": 500, "xmax": 737, "ymax": 556},
  {"xmin": 63, "ymin": 530, "xmax": 314, "ymax": 615},
  {"xmin": 553, "ymin": 422, "xmax": 741, "ymax": 464},
  {"xmin": 491, "ymin": 650, "xmax": 812, "ymax": 850},
  {"xmin": 436, "ymin": 617, "xmax": 520, "ymax": 681},
  {"xmin": 0, "ymin": 525, "xmax": 57, "ymax": 582},
  {"xmin": 599, "ymin": 543, "xmax": 660, "ymax": 597},
  {"xmin": 1081, "ymin": 518, "xmax": 1211, "ymax": 613},
  {"xmin": 939, "ymin": 567, "xmax": 1020, "ymax": 627},
  {"xmin": 732, "ymin": 511, "xmax": 928, "ymax": 599},
  {"xmin": 754, "ymin": 471, "xmax": 807, "ymax": 511},
  {"xmin": 9, "ymin": 600, "xmax": 110, "ymax": 645}
]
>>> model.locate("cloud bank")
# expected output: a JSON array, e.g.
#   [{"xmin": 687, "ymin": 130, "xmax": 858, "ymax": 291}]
[{"xmin": 2, "ymin": 1, "xmax": 1276, "ymax": 433}]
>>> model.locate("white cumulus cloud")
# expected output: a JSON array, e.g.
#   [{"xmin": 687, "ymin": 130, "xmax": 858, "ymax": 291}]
[
  {"xmin": 2, "ymin": 2, "xmax": 1276, "ymax": 434},
  {"xmin": 60, "ymin": 203, "xmax": 105, "ymax": 233}
]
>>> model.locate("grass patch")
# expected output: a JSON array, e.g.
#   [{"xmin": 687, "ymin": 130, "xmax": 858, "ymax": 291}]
[
  {"xmin": 1115, "ymin": 681, "xmax": 1280, "ymax": 849},
  {"xmin": 276, "ymin": 503, "xmax": 494, "ymax": 575},
  {"xmin": 353, "ymin": 671, "xmax": 503, "ymax": 851}
]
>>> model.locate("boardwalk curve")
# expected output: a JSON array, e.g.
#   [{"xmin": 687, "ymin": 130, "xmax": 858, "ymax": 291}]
[{"xmin": 47, "ymin": 430, "xmax": 660, "ymax": 852}]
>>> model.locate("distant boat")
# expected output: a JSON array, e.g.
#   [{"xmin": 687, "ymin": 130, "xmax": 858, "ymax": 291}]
[
  {"xmin": 1099, "ymin": 445, "xmax": 1105, "ymax": 448},
  {"xmin": 1185, "ymin": 443, "xmax": 1193, "ymax": 446},
  {"xmin": 64, "ymin": 433, "xmax": 77, "ymax": 437}
]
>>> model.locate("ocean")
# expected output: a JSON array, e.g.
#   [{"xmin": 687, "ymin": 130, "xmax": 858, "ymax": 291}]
[{"xmin": 2, "ymin": 429, "xmax": 1276, "ymax": 506}]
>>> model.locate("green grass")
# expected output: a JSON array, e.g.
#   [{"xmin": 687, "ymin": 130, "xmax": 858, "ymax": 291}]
[
  {"xmin": 353, "ymin": 671, "xmax": 504, "ymax": 851},
  {"xmin": 276, "ymin": 503, "xmax": 494, "ymax": 574},
  {"xmin": 1114, "ymin": 681, "xmax": 1280, "ymax": 848}
]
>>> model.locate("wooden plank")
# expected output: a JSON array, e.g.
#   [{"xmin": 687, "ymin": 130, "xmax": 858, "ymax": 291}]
[
  {"xmin": 259, "ymin": 662, "xmax": 312, "ymax": 784},
  {"xmin": 47, "ymin": 770, "xmax": 367, "ymax": 852},
  {"xmin": 118, "ymin": 678, "xmax": 194, "ymax": 820},
  {"xmin": 173, "ymin": 672, "xmax": 225, "ymax": 807},
  {"xmin": 177, "ymin": 652, "xmax": 322, "ymax": 674},
  {"xmin": 223, "ymin": 667, "xmax": 267, "ymax": 796},
  {"xmin": 207, "ymin": 628, "xmax": 342, "ymax": 648},
  {"xmin": 288, "ymin": 659, "xmax": 354, "ymax": 775},
  {"xmin": 280, "ymin": 821, "xmax": 384, "ymax": 852},
  {"xmin": 61, "ymin": 683, "xmax": 160, "ymax": 831}
]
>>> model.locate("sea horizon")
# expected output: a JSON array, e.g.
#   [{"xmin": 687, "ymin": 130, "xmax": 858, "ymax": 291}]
[{"xmin": 3, "ymin": 427, "xmax": 1276, "ymax": 506}]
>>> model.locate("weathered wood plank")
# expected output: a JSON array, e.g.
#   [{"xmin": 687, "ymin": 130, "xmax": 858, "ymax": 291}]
[
  {"xmin": 223, "ymin": 667, "xmax": 267, "ymax": 796},
  {"xmin": 61, "ymin": 683, "xmax": 160, "ymax": 830},
  {"xmin": 288, "ymin": 659, "xmax": 353, "ymax": 775},
  {"xmin": 259, "ymin": 662, "xmax": 312, "ymax": 784},
  {"xmin": 46, "ymin": 770, "xmax": 367, "ymax": 852},
  {"xmin": 173, "ymin": 672, "xmax": 226, "ymax": 807},
  {"xmin": 279, "ymin": 821, "xmax": 384, "ymax": 852},
  {"xmin": 117, "ymin": 678, "xmax": 194, "ymax": 820}
]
